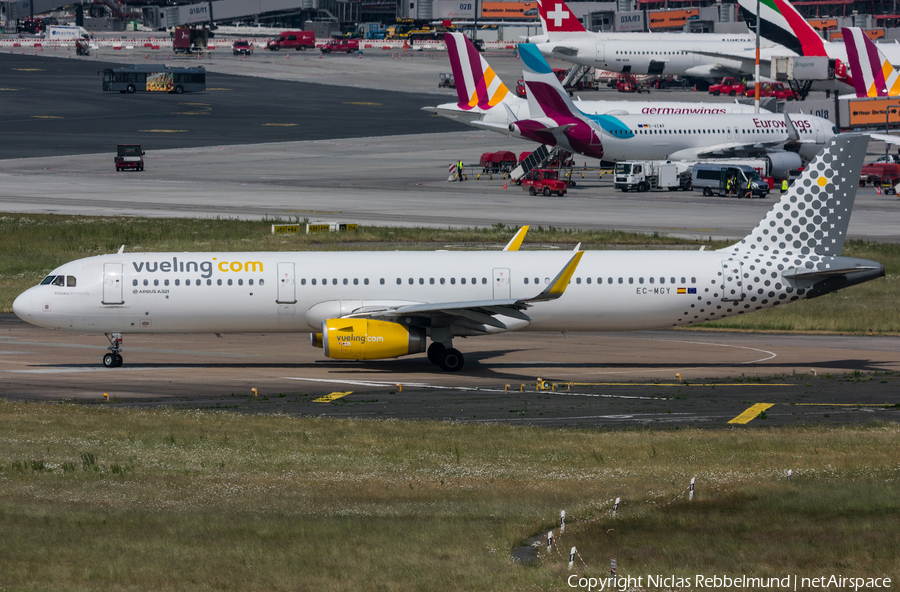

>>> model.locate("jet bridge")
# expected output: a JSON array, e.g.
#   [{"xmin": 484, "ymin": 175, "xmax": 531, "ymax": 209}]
[{"xmin": 142, "ymin": 0, "xmax": 357, "ymax": 28}]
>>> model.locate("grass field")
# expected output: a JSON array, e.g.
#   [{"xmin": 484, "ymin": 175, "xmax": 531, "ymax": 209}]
[
  {"xmin": 1, "ymin": 213, "xmax": 898, "ymax": 333},
  {"xmin": 0, "ymin": 401, "xmax": 898, "ymax": 591}
]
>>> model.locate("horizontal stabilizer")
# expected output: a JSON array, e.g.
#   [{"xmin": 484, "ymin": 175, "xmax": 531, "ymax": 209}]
[{"xmin": 782, "ymin": 265, "xmax": 882, "ymax": 280}]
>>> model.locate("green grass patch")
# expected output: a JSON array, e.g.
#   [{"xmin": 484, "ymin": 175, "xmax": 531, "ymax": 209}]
[
  {"xmin": 0, "ymin": 401, "xmax": 897, "ymax": 591},
  {"xmin": 0, "ymin": 213, "xmax": 896, "ymax": 333}
]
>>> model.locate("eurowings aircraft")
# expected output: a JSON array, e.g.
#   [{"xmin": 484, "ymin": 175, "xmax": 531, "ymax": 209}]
[
  {"xmin": 471, "ymin": 43, "xmax": 835, "ymax": 174},
  {"xmin": 528, "ymin": 0, "xmax": 782, "ymax": 78},
  {"xmin": 425, "ymin": 32, "xmax": 769, "ymax": 128},
  {"xmin": 842, "ymin": 27, "xmax": 900, "ymax": 97},
  {"xmin": 12, "ymin": 136, "xmax": 884, "ymax": 372}
]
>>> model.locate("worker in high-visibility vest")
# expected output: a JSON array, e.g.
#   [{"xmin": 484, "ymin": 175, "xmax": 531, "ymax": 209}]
[
  {"xmin": 726, "ymin": 176, "xmax": 733, "ymax": 197},
  {"xmin": 457, "ymin": 160, "xmax": 464, "ymax": 182},
  {"xmin": 781, "ymin": 178, "xmax": 789, "ymax": 192},
  {"xmin": 745, "ymin": 177, "xmax": 753, "ymax": 199}
]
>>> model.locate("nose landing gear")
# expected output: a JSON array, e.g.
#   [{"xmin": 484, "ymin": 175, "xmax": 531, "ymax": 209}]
[{"xmin": 103, "ymin": 333, "xmax": 123, "ymax": 368}]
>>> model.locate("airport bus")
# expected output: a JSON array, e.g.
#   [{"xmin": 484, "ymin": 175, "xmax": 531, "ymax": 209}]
[{"xmin": 101, "ymin": 65, "xmax": 206, "ymax": 94}]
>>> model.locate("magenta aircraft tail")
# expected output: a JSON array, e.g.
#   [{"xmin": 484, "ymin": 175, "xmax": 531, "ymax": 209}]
[
  {"xmin": 444, "ymin": 32, "xmax": 510, "ymax": 110},
  {"xmin": 842, "ymin": 27, "xmax": 900, "ymax": 97}
]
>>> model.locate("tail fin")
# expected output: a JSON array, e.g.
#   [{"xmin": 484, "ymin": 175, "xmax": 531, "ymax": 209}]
[
  {"xmin": 737, "ymin": 0, "xmax": 826, "ymax": 57},
  {"xmin": 537, "ymin": 0, "xmax": 591, "ymax": 41},
  {"xmin": 444, "ymin": 32, "xmax": 510, "ymax": 110},
  {"xmin": 842, "ymin": 27, "xmax": 900, "ymax": 97},
  {"xmin": 519, "ymin": 43, "xmax": 581, "ymax": 120},
  {"xmin": 723, "ymin": 134, "xmax": 868, "ymax": 258}
]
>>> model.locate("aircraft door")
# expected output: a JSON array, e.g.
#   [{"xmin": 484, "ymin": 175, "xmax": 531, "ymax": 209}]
[
  {"xmin": 595, "ymin": 44, "xmax": 604, "ymax": 62},
  {"xmin": 721, "ymin": 260, "xmax": 744, "ymax": 301},
  {"xmin": 102, "ymin": 263, "xmax": 123, "ymax": 305},
  {"xmin": 276, "ymin": 262, "xmax": 297, "ymax": 304},
  {"xmin": 493, "ymin": 268, "xmax": 511, "ymax": 299}
]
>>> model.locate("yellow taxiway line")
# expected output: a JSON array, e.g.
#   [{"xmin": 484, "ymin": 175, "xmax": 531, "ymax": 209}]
[{"xmin": 728, "ymin": 403, "xmax": 775, "ymax": 424}]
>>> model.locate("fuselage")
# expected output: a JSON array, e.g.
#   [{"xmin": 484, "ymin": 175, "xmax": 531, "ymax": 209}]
[
  {"xmin": 13, "ymin": 249, "xmax": 800, "ymax": 335},
  {"xmin": 535, "ymin": 36, "xmax": 786, "ymax": 78}
]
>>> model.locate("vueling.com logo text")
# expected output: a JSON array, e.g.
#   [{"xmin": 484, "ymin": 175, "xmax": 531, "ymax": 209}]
[{"xmin": 132, "ymin": 257, "xmax": 263, "ymax": 279}]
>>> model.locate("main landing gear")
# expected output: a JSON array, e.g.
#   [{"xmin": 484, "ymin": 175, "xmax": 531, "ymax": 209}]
[
  {"xmin": 427, "ymin": 342, "xmax": 464, "ymax": 372},
  {"xmin": 103, "ymin": 332, "xmax": 123, "ymax": 368}
]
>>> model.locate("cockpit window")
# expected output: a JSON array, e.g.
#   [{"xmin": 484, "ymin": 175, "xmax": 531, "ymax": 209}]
[
  {"xmin": 40, "ymin": 275, "xmax": 56, "ymax": 285},
  {"xmin": 51, "ymin": 276, "xmax": 65, "ymax": 286},
  {"xmin": 67, "ymin": 276, "xmax": 76, "ymax": 287}
]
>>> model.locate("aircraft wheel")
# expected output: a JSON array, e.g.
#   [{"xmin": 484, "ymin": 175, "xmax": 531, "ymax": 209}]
[
  {"xmin": 439, "ymin": 348, "xmax": 464, "ymax": 372},
  {"xmin": 427, "ymin": 342, "xmax": 445, "ymax": 365},
  {"xmin": 114, "ymin": 354, "xmax": 123, "ymax": 367},
  {"xmin": 103, "ymin": 353, "xmax": 117, "ymax": 368}
]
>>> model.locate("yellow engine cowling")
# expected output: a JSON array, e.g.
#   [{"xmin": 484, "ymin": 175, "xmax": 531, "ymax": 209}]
[{"xmin": 317, "ymin": 319, "xmax": 426, "ymax": 360}]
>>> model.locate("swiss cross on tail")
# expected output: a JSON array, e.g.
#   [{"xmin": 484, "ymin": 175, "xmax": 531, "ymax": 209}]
[{"xmin": 538, "ymin": 0, "xmax": 586, "ymax": 32}]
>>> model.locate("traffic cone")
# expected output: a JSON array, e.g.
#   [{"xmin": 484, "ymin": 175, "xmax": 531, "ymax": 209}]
[
  {"xmin": 286, "ymin": 52, "xmax": 289, "ymax": 59},
  {"xmin": 243, "ymin": 53, "xmax": 246, "ymax": 59},
  {"xmin": 503, "ymin": 180, "xmax": 508, "ymax": 189},
  {"xmin": 144, "ymin": 53, "xmax": 148, "ymax": 59},
  {"xmin": 318, "ymin": 52, "xmax": 322, "ymax": 59},
  {"xmin": 358, "ymin": 51, "xmax": 361, "ymax": 59},
  {"xmin": 877, "ymin": 186, "xmax": 882, "ymax": 195}
]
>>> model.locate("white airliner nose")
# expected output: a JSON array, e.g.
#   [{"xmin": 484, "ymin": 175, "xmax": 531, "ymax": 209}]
[{"xmin": 12, "ymin": 290, "xmax": 32, "ymax": 321}]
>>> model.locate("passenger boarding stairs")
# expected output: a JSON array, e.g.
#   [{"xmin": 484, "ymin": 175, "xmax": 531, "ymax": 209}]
[
  {"xmin": 510, "ymin": 145, "xmax": 570, "ymax": 181},
  {"xmin": 560, "ymin": 65, "xmax": 594, "ymax": 91}
]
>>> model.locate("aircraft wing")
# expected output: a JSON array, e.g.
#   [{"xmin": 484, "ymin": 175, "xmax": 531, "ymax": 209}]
[
  {"xmin": 668, "ymin": 140, "xmax": 785, "ymax": 160},
  {"xmin": 866, "ymin": 133, "xmax": 900, "ymax": 146},
  {"xmin": 547, "ymin": 45, "xmax": 580, "ymax": 57},
  {"xmin": 349, "ymin": 251, "xmax": 584, "ymax": 332},
  {"xmin": 470, "ymin": 120, "xmax": 513, "ymax": 133},
  {"xmin": 688, "ymin": 49, "xmax": 771, "ymax": 75}
]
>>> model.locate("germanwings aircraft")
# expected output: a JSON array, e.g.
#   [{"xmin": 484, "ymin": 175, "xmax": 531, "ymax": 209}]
[
  {"xmin": 735, "ymin": 0, "xmax": 900, "ymax": 72},
  {"xmin": 529, "ymin": 0, "xmax": 782, "ymax": 78},
  {"xmin": 12, "ymin": 136, "xmax": 884, "ymax": 372},
  {"xmin": 843, "ymin": 27, "xmax": 900, "ymax": 97},
  {"xmin": 472, "ymin": 44, "xmax": 835, "ymax": 175},
  {"xmin": 425, "ymin": 32, "xmax": 768, "ymax": 128}
]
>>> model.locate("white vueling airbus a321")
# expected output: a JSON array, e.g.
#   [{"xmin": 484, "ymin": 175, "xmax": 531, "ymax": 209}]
[{"xmin": 13, "ymin": 136, "xmax": 883, "ymax": 372}]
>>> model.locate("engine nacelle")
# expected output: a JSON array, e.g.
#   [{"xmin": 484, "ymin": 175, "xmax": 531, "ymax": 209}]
[
  {"xmin": 766, "ymin": 151, "xmax": 803, "ymax": 180},
  {"xmin": 314, "ymin": 318, "xmax": 426, "ymax": 360}
]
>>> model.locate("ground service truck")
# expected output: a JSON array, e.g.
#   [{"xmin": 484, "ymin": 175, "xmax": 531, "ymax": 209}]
[{"xmin": 614, "ymin": 161, "xmax": 692, "ymax": 192}]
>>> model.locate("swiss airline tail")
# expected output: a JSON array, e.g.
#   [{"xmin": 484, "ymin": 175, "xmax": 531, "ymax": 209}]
[
  {"xmin": 444, "ymin": 32, "xmax": 510, "ymax": 110},
  {"xmin": 537, "ymin": 0, "xmax": 591, "ymax": 40},
  {"xmin": 842, "ymin": 27, "xmax": 900, "ymax": 97}
]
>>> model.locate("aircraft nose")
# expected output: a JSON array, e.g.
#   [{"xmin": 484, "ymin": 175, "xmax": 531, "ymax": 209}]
[{"xmin": 12, "ymin": 290, "xmax": 32, "ymax": 321}]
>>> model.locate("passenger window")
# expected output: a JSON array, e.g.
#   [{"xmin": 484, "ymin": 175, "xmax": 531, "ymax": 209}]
[
  {"xmin": 649, "ymin": 277, "xmax": 654, "ymax": 284},
  {"xmin": 461, "ymin": 278, "xmax": 466, "ymax": 285},
  {"xmin": 217, "ymin": 279, "xmax": 222, "ymax": 286},
  {"xmin": 133, "ymin": 279, "xmax": 138, "ymax": 286},
  {"xmin": 419, "ymin": 278, "xmax": 424, "ymax": 285},
  {"xmin": 659, "ymin": 278, "xmax": 664, "ymax": 284},
  {"xmin": 440, "ymin": 278, "xmax": 445, "ymax": 285},
  {"xmin": 154, "ymin": 279, "xmax": 159, "ymax": 286},
  {"xmin": 681, "ymin": 277, "xmax": 686, "ymax": 283},
  {"xmin": 408, "ymin": 278, "xmax": 414, "ymax": 285},
  {"xmin": 524, "ymin": 278, "xmax": 529, "ymax": 284},
  {"xmin": 691, "ymin": 277, "xmax": 696, "ymax": 284},
  {"xmin": 175, "ymin": 279, "xmax": 181, "ymax": 286},
  {"xmin": 227, "ymin": 279, "xmax": 232, "ymax": 286},
  {"xmin": 143, "ymin": 279, "xmax": 149, "ymax": 286},
  {"xmin": 472, "ymin": 278, "xmax": 477, "ymax": 285},
  {"xmin": 628, "ymin": 278, "xmax": 633, "ymax": 284},
  {"xmin": 311, "ymin": 279, "xmax": 316, "ymax": 285},
  {"xmin": 207, "ymin": 279, "xmax": 212, "ymax": 286},
  {"xmin": 450, "ymin": 278, "xmax": 456, "ymax": 285},
  {"xmin": 353, "ymin": 279, "xmax": 358, "ymax": 285},
  {"xmin": 671, "ymin": 277, "xmax": 675, "ymax": 284},
  {"xmin": 248, "ymin": 279, "xmax": 253, "ymax": 286},
  {"xmin": 332, "ymin": 279, "xmax": 337, "ymax": 285},
  {"xmin": 639, "ymin": 278, "xmax": 644, "ymax": 284},
  {"xmin": 586, "ymin": 278, "xmax": 592, "ymax": 284},
  {"xmin": 67, "ymin": 276, "xmax": 76, "ymax": 287},
  {"xmin": 301, "ymin": 279, "xmax": 306, "ymax": 285},
  {"xmin": 259, "ymin": 279, "xmax": 264, "ymax": 286},
  {"xmin": 238, "ymin": 279, "xmax": 243, "ymax": 286},
  {"xmin": 186, "ymin": 280, "xmax": 192, "ymax": 286},
  {"xmin": 430, "ymin": 278, "xmax": 435, "ymax": 285},
  {"xmin": 576, "ymin": 277, "xmax": 581, "ymax": 284},
  {"xmin": 618, "ymin": 278, "xmax": 623, "ymax": 284},
  {"xmin": 396, "ymin": 278, "xmax": 401, "ymax": 285},
  {"xmin": 343, "ymin": 279, "xmax": 348, "ymax": 285},
  {"xmin": 481, "ymin": 278, "xmax": 486, "ymax": 284},
  {"xmin": 164, "ymin": 280, "xmax": 169, "ymax": 286}
]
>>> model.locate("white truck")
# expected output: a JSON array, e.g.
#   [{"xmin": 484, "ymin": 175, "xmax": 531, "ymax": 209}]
[
  {"xmin": 43, "ymin": 26, "xmax": 92, "ymax": 40},
  {"xmin": 613, "ymin": 160, "xmax": 692, "ymax": 192}
]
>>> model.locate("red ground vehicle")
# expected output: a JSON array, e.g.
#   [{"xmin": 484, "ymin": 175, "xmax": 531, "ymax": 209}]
[
  {"xmin": 744, "ymin": 82, "xmax": 799, "ymax": 100},
  {"xmin": 860, "ymin": 156, "xmax": 900, "ymax": 192},
  {"xmin": 115, "ymin": 144, "xmax": 144, "ymax": 172},
  {"xmin": 520, "ymin": 169, "xmax": 567, "ymax": 196},
  {"xmin": 479, "ymin": 151, "xmax": 517, "ymax": 173},
  {"xmin": 616, "ymin": 72, "xmax": 649, "ymax": 93},
  {"xmin": 321, "ymin": 38, "xmax": 359, "ymax": 53},
  {"xmin": 173, "ymin": 27, "xmax": 209, "ymax": 54},
  {"xmin": 266, "ymin": 31, "xmax": 315, "ymax": 51},
  {"xmin": 709, "ymin": 77, "xmax": 746, "ymax": 96},
  {"xmin": 516, "ymin": 68, "xmax": 574, "ymax": 98},
  {"xmin": 232, "ymin": 40, "xmax": 253, "ymax": 55}
]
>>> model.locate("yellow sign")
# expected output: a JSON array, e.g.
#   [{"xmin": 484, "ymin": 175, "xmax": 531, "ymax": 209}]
[
  {"xmin": 314, "ymin": 391, "xmax": 353, "ymax": 402},
  {"xmin": 848, "ymin": 98, "xmax": 900, "ymax": 127},
  {"xmin": 271, "ymin": 224, "xmax": 300, "ymax": 234},
  {"xmin": 306, "ymin": 223, "xmax": 358, "ymax": 233},
  {"xmin": 481, "ymin": 2, "xmax": 536, "ymax": 19}
]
